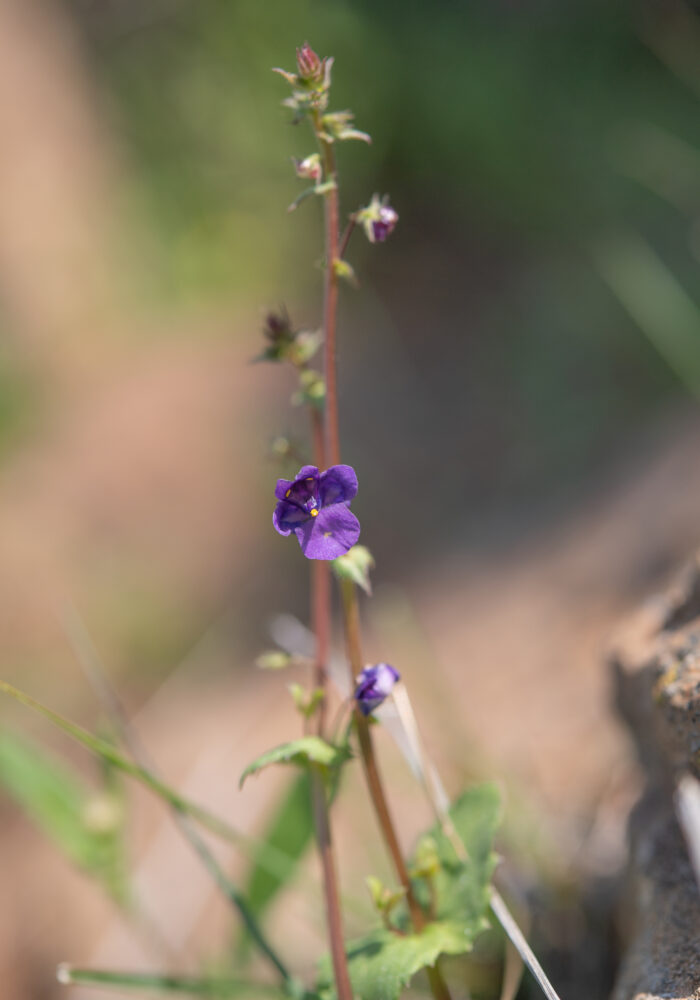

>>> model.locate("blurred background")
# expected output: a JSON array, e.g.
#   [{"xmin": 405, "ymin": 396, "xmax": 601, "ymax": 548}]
[{"xmin": 1, "ymin": 0, "xmax": 699, "ymax": 997}]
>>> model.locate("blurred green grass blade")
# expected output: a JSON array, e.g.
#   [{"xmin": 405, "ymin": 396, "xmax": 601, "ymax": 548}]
[
  {"xmin": 238, "ymin": 773, "xmax": 314, "ymax": 959},
  {"xmin": 593, "ymin": 231, "xmax": 700, "ymax": 398},
  {"xmin": 246, "ymin": 772, "xmax": 314, "ymax": 916},
  {"xmin": 0, "ymin": 729, "xmax": 128, "ymax": 903},
  {"xmin": 0, "ymin": 680, "xmax": 243, "ymax": 840},
  {"xmin": 0, "ymin": 681, "xmax": 291, "ymax": 876},
  {"xmin": 57, "ymin": 965, "xmax": 289, "ymax": 997},
  {"xmin": 0, "ymin": 681, "xmax": 297, "ymax": 985}
]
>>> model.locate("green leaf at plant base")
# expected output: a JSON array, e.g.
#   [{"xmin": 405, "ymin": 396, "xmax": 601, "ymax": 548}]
[
  {"xmin": 319, "ymin": 783, "xmax": 501, "ymax": 1000},
  {"xmin": 240, "ymin": 737, "xmax": 351, "ymax": 788},
  {"xmin": 0, "ymin": 729, "xmax": 128, "ymax": 904},
  {"xmin": 319, "ymin": 920, "xmax": 485, "ymax": 1000}
]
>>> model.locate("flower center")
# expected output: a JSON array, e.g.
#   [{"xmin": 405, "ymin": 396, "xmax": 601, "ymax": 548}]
[{"xmin": 310, "ymin": 509, "xmax": 319, "ymax": 517}]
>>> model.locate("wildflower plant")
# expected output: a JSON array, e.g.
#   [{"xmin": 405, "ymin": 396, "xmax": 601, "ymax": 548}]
[{"xmin": 0, "ymin": 42, "xmax": 563, "ymax": 1000}]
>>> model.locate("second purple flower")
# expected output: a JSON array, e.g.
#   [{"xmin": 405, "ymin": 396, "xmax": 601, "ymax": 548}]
[{"xmin": 273, "ymin": 464, "xmax": 360, "ymax": 560}]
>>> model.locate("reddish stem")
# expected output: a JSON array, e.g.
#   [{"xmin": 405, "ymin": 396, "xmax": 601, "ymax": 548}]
[
  {"xmin": 314, "ymin": 121, "xmax": 341, "ymax": 467},
  {"xmin": 305, "ymin": 194, "xmax": 351, "ymax": 1000},
  {"xmin": 341, "ymin": 581, "xmax": 453, "ymax": 1000}
]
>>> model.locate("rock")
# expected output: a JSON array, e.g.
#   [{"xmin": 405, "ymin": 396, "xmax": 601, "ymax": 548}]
[{"xmin": 610, "ymin": 555, "xmax": 700, "ymax": 1000}]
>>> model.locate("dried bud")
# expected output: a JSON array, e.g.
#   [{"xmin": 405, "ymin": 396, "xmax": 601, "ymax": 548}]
[
  {"xmin": 358, "ymin": 194, "xmax": 399, "ymax": 244},
  {"xmin": 263, "ymin": 308, "xmax": 293, "ymax": 344},
  {"xmin": 293, "ymin": 154, "xmax": 322, "ymax": 183},
  {"xmin": 296, "ymin": 43, "xmax": 322, "ymax": 82},
  {"xmin": 254, "ymin": 308, "xmax": 299, "ymax": 363}
]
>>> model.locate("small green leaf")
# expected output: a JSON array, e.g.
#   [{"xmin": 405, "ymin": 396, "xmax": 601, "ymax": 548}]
[
  {"xmin": 288, "ymin": 684, "xmax": 325, "ymax": 719},
  {"xmin": 286, "ymin": 186, "xmax": 317, "ymax": 213},
  {"xmin": 240, "ymin": 737, "xmax": 351, "ymax": 788},
  {"xmin": 320, "ymin": 921, "xmax": 482, "ymax": 1000}
]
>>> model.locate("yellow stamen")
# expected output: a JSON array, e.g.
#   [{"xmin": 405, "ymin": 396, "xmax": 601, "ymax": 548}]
[
  {"xmin": 310, "ymin": 509, "xmax": 319, "ymax": 517},
  {"xmin": 285, "ymin": 489, "xmax": 291, "ymax": 498},
  {"xmin": 306, "ymin": 477, "xmax": 314, "ymax": 482}
]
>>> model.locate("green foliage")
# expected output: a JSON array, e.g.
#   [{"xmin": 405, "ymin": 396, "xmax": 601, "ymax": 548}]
[
  {"xmin": 0, "ymin": 681, "xmax": 250, "ymax": 847},
  {"xmin": 427, "ymin": 784, "xmax": 502, "ymax": 922},
  {"xmin": 0, "ymin": 729, "xmax": 128, "ymax": 904},
  {"xmin": 319, "ymin": 784, "xmax": 501, "ymax": 1000},
  {"xmin": 320, "ymin": 921, "xmax": 483, "ymax": 1000},
  {"xmin": 240, "ymin": 737, "xmax": 351, "ymax": 788},
  {"xmin": 240, "ymin": 772, "xmax": 315, "ymax": 938}
]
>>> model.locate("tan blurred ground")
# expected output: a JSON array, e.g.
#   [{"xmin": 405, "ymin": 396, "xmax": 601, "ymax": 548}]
[{"xmin": 1, "ymin": 3, "xmax": 699, "ymax": 998}]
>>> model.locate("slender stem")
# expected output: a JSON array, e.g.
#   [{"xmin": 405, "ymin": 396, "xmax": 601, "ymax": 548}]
[
  {"xmin": 340, "ymin": 580, "xmax": 453, "ymax": 1000},
  {"xmin": 310, "ymin": 96, "xmax": 451, "ymax": 1000},
  {"xmin": 310, "ymin": 406, "xmax": 326, "ymax": 474},
  {"xmin": 340, "ymin": 579, "xmax": 424, "ymax": 927},
  {"xmin": 306, "ymin": 370, "xmax": 352, "ymax": 1000},
  {"xmin": 311, "ymin": 560, "xmax": 330, "ymax": 736},
  {"xmin": 313, "ymin": 116, "xmax": 341, "ymax": 467},
  {"xmin": 311, "ymin": 770, "xmax": 353, "ymax": 1000}
]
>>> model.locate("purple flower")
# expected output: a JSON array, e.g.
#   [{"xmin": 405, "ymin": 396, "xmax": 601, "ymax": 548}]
[
  {"xmin": 371, "ymin": 205, "xmax": 399, "ymax": 243},
  {"xmin": 358, "ymin": 194, "xmax": 399, "ymax": 244},
  {"xmin": 273, "ymin": 464, "xmax": 360, "ymax": 560},
  {"xmin": 354, "ymin": 663, "xmax": 400, "ymax": 716}
]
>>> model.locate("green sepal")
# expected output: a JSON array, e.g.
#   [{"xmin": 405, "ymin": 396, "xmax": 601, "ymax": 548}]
[
  {"xmin": 239, "ymin": 737, "xmax": 351, "ymax": 788},
  {"xmin": 332, "ymin": 545, "xmax": 375, "ymax": 595}
]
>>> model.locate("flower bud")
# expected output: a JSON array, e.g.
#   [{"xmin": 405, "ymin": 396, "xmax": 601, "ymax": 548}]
[
  {"xmin": 293, "ymin": 154, "xmax": 322, "ymax": 183},
  {"xmin": 358, "ymin": 194, "xmax": 399, "ymax": 244},
  {"xmin": 263, "ymin": 308, "xmax": 293, "ymax": 344},
  {"xmin": 296, "ymin": 43, "xmax": 322, "ymax": 82},
  {"xmin": 354, "ymin": 663, "xmax": 400, "ymax": 716}
]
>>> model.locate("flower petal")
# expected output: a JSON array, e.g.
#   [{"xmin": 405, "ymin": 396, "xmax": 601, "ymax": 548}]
[
  {"xmin": 274, "ymin": 465, "xmax": 319, "ymax": 501},
  {"xmin": 273, "ymin": 500, "xmax": 310, "ymax": 536},
  {"xmin": 295, "ymin": 504, "xmax": 360, "ymax": 560},
  {"xmin": 319, "ymin": 464, "xmax": 358, "ymax": 506},
  {"xmin": 354, "ymin": 663, "xmax": 400, "ymax": 716}
]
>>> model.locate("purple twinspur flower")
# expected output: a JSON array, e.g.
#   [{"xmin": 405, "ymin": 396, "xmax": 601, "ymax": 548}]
[
  {"xmin": 273, "ymin": 464, "xmax": 360, "ymax": 560},
  {"xmin": 357, "ymin": 194, "xmax": 399, "ymax": 244},
  {"xmin": 354, "ymin": 663, "xmax": 400, "ymax": 716},
  {"xmin": 371, "ymin": 204, "xmax": 399, "ymax": 243}
]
